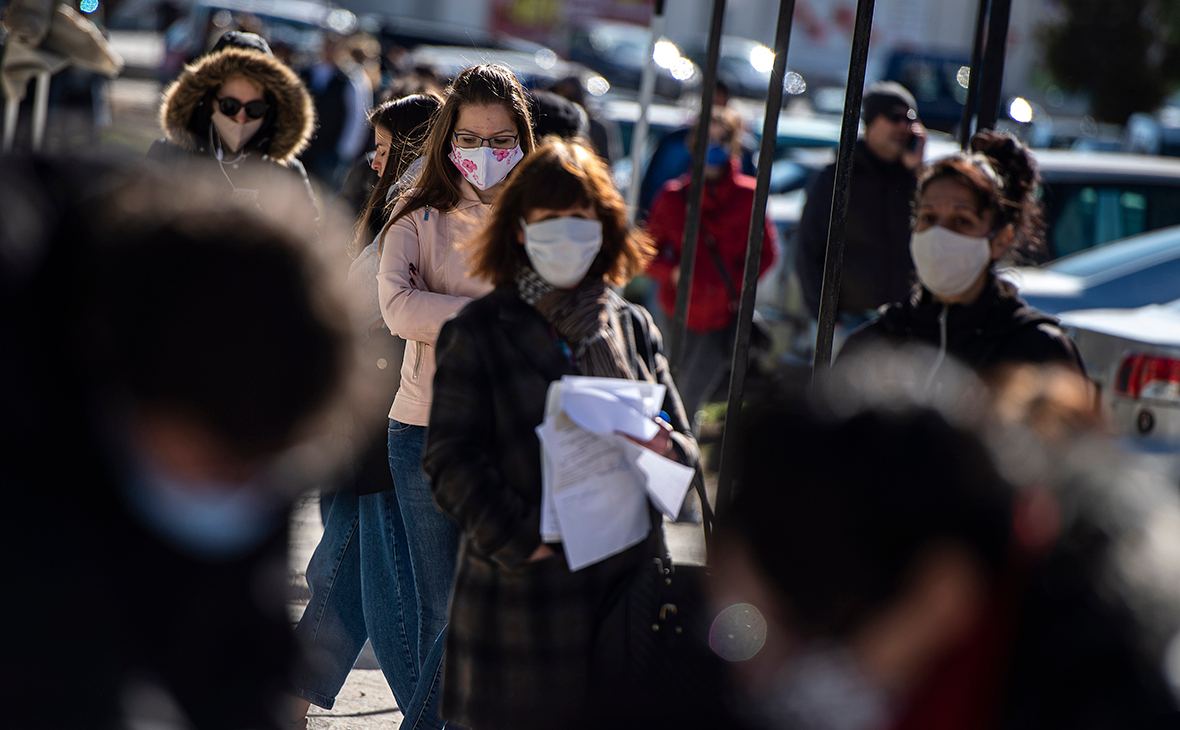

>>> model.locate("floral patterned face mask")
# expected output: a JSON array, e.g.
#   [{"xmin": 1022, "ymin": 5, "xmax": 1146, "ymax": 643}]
[{"xmin": 448, "ymin": 144, "xmax": 523, "ymax": 190}]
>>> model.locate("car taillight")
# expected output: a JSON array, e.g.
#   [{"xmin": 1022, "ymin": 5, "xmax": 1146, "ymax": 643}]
[{"xmin": 1114, "ymin": 353, "xmax": 1180, "ymax": 401}]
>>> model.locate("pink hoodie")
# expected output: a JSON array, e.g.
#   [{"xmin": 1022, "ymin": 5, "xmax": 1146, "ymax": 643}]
[{"xmin": 377, "ymin": 180, "xmax": 494, "ymax": 426}]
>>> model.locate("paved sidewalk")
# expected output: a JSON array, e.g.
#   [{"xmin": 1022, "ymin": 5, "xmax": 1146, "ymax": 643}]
[{"xmin": 287, "ymin": 482, "xmax": 711, "ymax": 728}]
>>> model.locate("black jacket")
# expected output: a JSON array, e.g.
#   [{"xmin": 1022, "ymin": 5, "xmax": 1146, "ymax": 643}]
[
  {"xmin": 796, "ymin": 140, "xmax": 918, "ymax": 317},
  {"xmin": 841, "ymin": 275, "xmax": 1084, "ymax": 374},
  {"xmin": 423, "ymin": 287, "xmax": 699, "ymax": 729},
  {"xmin": 300, "ymin": 65, "xmax": 350, "ymax": 172}
]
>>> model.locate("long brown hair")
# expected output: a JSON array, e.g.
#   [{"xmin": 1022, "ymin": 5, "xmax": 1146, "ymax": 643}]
[
  {"xmin": 468, "ymin": 136, "xmax": 656, "ymax": 287},
  {"xmin": 351, "ymin": 93, "xmax": 439, "ymax": 257},
  {"xmin": 388, "ymin": 65, "xmax": 536, "ymax": 228}
]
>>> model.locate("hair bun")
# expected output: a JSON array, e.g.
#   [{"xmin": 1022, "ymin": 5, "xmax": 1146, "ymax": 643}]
[{"xmin": 969, "ymin": 131, "xmax": 1038, "ymax": 202}]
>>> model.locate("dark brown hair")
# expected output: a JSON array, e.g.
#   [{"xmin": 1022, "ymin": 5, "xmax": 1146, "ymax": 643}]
[
  {"xmin": 387, "ymin": 65, "xmax": 535, "ymax": 228},
  {"xmin": 468, "ymin": 136, "xmax": 656, "ymax": 287},
  {"xmin": 351, "ymin": 93, "xmax": 439, "ymax": 257},
  {"xmin": 918, "ymin": 131, "xmax": 1044, "ymax": 261}
]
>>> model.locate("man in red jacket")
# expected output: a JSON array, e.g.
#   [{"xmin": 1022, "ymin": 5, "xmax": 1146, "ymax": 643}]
[{"xmin": 645, "ymin": 108, "xmax": 778, "ymax": 421}]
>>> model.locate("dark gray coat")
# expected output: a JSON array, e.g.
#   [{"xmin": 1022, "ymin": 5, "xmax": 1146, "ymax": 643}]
[
  {"xmin": 796, "ymin": 140, "xmax": 918, "ymax": 318},
  {"xmin": 423, "ymin": 286, "xmax": 699, "ymax": 730}
]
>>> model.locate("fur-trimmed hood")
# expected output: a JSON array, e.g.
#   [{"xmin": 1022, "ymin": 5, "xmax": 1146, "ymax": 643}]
[{"xmin": 158, "ymin": 47, "xmax": 315, "ymax": 164}]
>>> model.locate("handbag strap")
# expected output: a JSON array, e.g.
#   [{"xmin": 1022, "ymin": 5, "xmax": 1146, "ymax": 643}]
[
  {"xmin": 677, "ymin": 188, "xmax": 739, "ymax": 313},
  {"xmin": 701, "ymin": 232, "xmax": 740, "ymax": 313}
]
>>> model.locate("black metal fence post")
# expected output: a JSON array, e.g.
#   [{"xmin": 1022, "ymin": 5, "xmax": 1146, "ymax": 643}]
[
  {"xmin": 811, "ymin": 0, "xmax": 877, "ymax": 379},
  {"xmin": 667, "ymin": 0, "xmax": 727, "ymax": 376},
  {"xmin": 975, "ymin": 0, "xmax": 1012, "ymax": 133},
  {"xmin": 959, "ymin": 0, "xmax": 990, "ymax": 149},
  {"xmin": 713, "ymin": 0, "xmax": 798, "ymax": 518}
]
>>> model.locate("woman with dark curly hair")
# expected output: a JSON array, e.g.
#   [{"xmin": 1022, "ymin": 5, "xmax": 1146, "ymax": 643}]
[{"xmin": 841, "ymin": 131, "xmax": 1083, "ymax": 378}]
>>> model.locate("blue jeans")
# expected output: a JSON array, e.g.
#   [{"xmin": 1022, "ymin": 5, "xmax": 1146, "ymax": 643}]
[
  {"xmin": 387, "ymin": 419, "xmax": 460, "ymax": 675},
  {"xmin": 293, "ymin": 440, "xmax": 448, "ymax": 727}
]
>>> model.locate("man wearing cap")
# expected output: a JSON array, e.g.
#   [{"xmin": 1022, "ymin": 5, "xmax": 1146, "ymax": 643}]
[{"xmin": 796, "ymin": 81, "xmax": 926, "ymax": 323}]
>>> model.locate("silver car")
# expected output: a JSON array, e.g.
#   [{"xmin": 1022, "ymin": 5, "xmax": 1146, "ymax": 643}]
[
  {"xmin": 1059, "ymin": 300, "xmax": 1180, "ymax": 478},
  {"xmin": 1005, "ymin": 224, "xmax": 1180, "ymax": 315}
]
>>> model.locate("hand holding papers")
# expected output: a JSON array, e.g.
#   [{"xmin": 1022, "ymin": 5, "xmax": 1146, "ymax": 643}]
[{"xmin": 535, "ymin": 376, "xmax": 696, "ymax": 571}]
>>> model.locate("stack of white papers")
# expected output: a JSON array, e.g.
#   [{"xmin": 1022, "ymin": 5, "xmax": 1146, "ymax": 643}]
[{"xmin": 536, "ymin": 376, "xmax": 696, "ymax": 571}]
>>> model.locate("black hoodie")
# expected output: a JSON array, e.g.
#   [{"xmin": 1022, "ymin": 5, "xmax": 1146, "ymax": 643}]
[{"xmin": 841, "ymin": 274, "xmax": 1084, "ymax": 375}]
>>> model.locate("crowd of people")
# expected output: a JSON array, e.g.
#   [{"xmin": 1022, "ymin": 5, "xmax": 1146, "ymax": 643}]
[{"xmin": 5, "ymin": 21, "xmax": 1180, "ymax": 730}]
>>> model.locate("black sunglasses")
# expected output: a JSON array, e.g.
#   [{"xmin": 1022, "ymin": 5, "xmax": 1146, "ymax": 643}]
[{"xmin": 217, "ymin": 96, "xmax": 270, "ymax": 119}]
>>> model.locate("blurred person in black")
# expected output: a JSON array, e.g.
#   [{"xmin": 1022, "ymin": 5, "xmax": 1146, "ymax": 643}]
[
  {"xmin": 549, "ymin": 75, "xmax": 619, "ymax": 164},
  {"xmin": 147, "ymin": 39, "xmax": 319, "ymax": 228},
  {"xmin": 301, "ymin": 33, "xmax": 374, "ymax": 191},
  {"xmin": 529, "ymin": 88, "xmax": 590, "ymax": 143},
  {"xmin": 708, "ymin": 361, "xmax": 1180, "ymax": 730},
  {"xmin": 3, "ymin": 156, "xmax": 348, "ymax": 730},
  {"xmin": 796, "ymin": 81, "xmax": 926, "ymax": 324}
]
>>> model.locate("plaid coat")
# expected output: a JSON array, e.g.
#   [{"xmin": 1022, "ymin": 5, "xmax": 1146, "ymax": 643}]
[{"xmin": 423, "ymin": 286, "xmax": 699, "ymax": 730}]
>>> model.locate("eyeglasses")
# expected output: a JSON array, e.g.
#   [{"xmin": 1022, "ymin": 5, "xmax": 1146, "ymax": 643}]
[
  {"xmin": 217, "ymin": 96, "xmax": 270, "ymax": 120},
  {"xmin": 880, "ymin": 108, "xmax": 916, "ymax": 124},
  {"xmin": 452, "ymin": 132, "xmax": 518, "ymax": 150}
]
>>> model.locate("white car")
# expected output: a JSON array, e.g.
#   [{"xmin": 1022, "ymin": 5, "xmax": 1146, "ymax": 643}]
[{"xmin": 1059, "ymin": 299, "xmax": 1180, "ymax": 483}]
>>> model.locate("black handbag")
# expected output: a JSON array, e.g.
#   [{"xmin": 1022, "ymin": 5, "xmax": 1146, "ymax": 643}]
[{"xmin": 591, "ymin": 472, "xmax": 724, "ymax": 712}]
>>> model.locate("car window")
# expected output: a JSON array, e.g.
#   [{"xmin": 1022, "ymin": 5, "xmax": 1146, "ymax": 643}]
[
  {"xmin": 1045, "ymin": 183, "xmax": 1180, "ymax": 258},
  {"xmin": 1049, "ymin": 225, "xmax": 1180, "ymax": 277}
]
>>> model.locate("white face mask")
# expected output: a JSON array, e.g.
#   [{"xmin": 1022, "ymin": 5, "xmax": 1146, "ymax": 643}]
[
  {"xmin": 449, "ymin": 144, "xmax": 523, "ymax": 190},
  {"xmin": 211, "ymin": 108, "xmax": 263, "ymax": 155},
  {"xmin": 910, "ymin": 225, "xmax": 993, "ymax": 298},
  {"xmin": 521, "ymin": 216, "xmax": 603, "ymax": 289}
]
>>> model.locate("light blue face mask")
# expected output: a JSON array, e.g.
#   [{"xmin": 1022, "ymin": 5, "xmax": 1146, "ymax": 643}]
[{"xmin": 123, "ymin": 460, "xmax": 283, "ymax": 560}]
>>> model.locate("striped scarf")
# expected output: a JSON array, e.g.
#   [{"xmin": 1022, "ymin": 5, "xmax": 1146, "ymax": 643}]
[{"xmin": 515, "ymin": 265, "xmax": 634, "ymax": 380}]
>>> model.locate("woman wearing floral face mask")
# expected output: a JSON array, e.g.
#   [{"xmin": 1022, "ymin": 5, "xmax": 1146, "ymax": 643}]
[
  {"xmin": 374, "ymin": 63, "xmax": 534, "ymax": 715},
  {"xmin": 841, "ymin": 131, "xmax": 1083, "ymax": 380},
  {"xmin": 422, "ymin": 138, "xmax": 700, "ymax": 730}
]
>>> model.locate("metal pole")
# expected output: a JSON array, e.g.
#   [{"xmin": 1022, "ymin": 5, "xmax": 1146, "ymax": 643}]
[
  {"xmin": 714, "ymin": 0, "xmax": 797, "ymax": 517},
  {"xmin": 3, "ymin": 97, "xmax": 17, "ymax": 152},
  {"xmin": 626, "ymin": 0, "xmax": 666, "ymax": 223},
  {"xmin": 811, "ymin": 0, "xmax": 877, "ymax": 379},
  {"xmin": 975, "ymin": 0, "xmax": 1012, "ymax": 133},
  {"xmin": 958, "ymin": 0, "xmax": 989, "ymax": 149},
  {"xmin": 667, "ymin": 0, "xmax": 727, "ymax": 376},
  {"xmin": 32, "ymin": 71, "xmax": 51, "ymax": 152}
]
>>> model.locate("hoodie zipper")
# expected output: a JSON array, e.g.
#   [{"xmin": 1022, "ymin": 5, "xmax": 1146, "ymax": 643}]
[
  {"xmin": 413, "ymin": 340, "xmax": 423, "ymax": 380},
  {"xmin": 923, "ymin": 305, "xmax": 949, "ymax": 393}
]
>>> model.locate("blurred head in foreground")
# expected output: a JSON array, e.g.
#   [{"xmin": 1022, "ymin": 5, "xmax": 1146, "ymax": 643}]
[
  {"xmin": 3, "ymin": 156, "xmax": 349, "ymax": 729},
  {"xmin": 712, "ymin": 397, "xmax": 1013, "ymax": 729},
  {"xmin": 710, "ymin": 362, "xmax": 1180, "ymax": 729}
]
